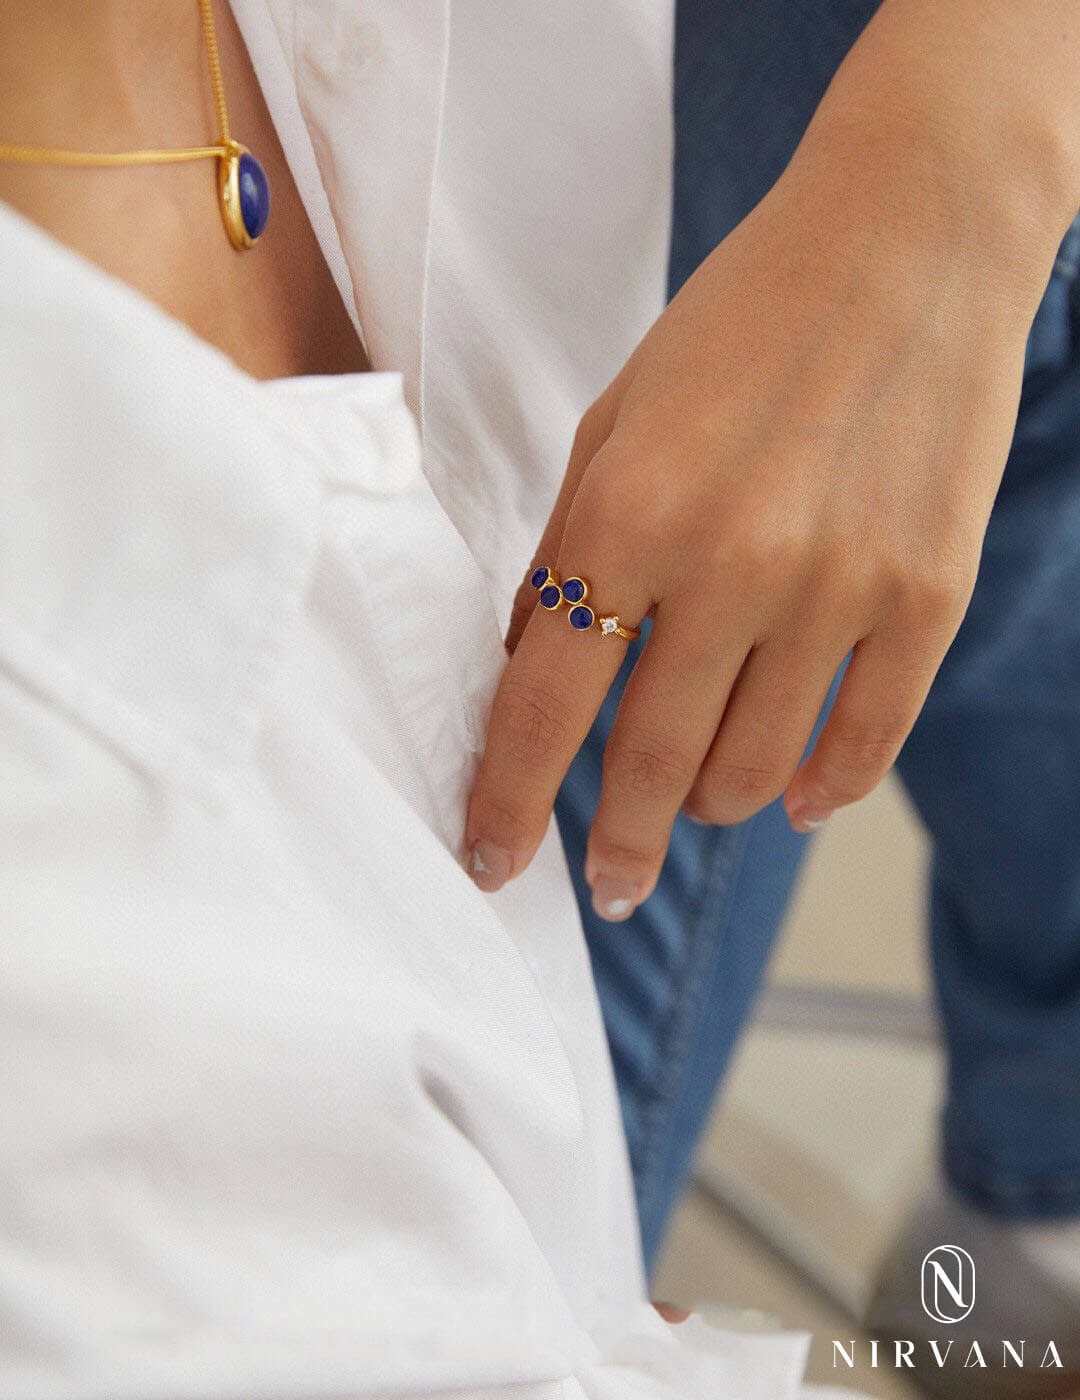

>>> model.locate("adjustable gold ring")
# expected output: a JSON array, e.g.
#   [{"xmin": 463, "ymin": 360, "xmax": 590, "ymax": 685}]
[{"xmin": 528, "ymin": 566, "xmax": 642, "ymax": 640}]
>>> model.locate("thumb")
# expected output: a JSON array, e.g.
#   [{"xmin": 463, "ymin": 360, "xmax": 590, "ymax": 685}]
[{"xmin": 505, "ymin": 387, "xmax": 621, "ymax": 654}]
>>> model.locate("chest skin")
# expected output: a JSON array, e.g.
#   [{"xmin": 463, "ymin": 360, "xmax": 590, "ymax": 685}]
[{"xmin": 0, "ymin": 2, "xmax": 369, "ymax": 381}]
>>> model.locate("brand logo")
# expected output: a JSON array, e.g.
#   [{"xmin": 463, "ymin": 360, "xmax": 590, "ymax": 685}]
[
  {"xmin": 831, "ymin": 1243, "xmax": 1064, "ymax": 1374},
  {"xmin": 921, "ymin": 1245, "xmax": 975, "ymax": 1325}
]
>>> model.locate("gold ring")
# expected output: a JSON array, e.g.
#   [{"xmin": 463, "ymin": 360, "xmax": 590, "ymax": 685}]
[{"xmin": 527, "ymin": 566, "xmax": 641, "ymax": 640}]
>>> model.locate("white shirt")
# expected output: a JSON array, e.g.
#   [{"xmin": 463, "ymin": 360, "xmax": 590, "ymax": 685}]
[{"xmin": 0, "ymin": 3, "xmax": 853, "ymax": 1397}]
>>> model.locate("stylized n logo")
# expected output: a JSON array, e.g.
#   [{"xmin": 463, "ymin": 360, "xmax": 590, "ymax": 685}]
[{"xmin": 921, "ymin": 1245, "xmax": 975, "ymax": 1324}]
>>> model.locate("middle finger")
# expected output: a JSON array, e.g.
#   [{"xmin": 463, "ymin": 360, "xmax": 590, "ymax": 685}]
[{"xmin": 585, "ymin": 601, "xmax": 752, "ymax": 920}]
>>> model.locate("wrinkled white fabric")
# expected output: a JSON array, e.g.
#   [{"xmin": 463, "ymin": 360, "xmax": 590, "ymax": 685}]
[{"xmin": 0, "ymin": 3, "xmax": 859, "ymax": 1397}]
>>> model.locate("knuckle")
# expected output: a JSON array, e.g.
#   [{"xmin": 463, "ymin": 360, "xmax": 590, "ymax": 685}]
[
  {"xmin": 494, "ymin": 672, "xmax": 572, "ymax": 765},
  {"xmin": 879, "ymin": 555, "xmax": 974, "ymax": 624},
  {"xmin": 575, "ymin": 399, "xmax": 608, "ymax": 445},
  {"xmin": 690, "ymin": 760, "xmax": 783, "ymax": 823},
  {"xmin": 507, "ymin": 584, "xmax": 535, "ymax": 636},
  {"xmin": 924, "ymin": 566, "xmax": 974, "ymax": 617},
  {"xmin": 470, "ymin": 793, "xmax": 533, "ymax": 848},
  {"xmin": 576, "ymin": 466, "xmax": 649, "ymax": 545},
  {"xmin": 813, "ymin": 722, "xmax": 907, "ymax": 801},
  {"xmin": 589, "ymin": 830, "xmax": 666, "ymax": 878},
  {"xmin": 720, "ymin": 514, "xmax": 814, "ymax": 585},
  {"xmin": 604, "ymin": 727, "xmax": 697, "ymax": 803},
  {"xmin": 568, "ymin": 391, "xmax": 619, "ymax": 471},
  {"xmin": 766, "ymin": 520, "xmax": 815, "ymax": 575}
]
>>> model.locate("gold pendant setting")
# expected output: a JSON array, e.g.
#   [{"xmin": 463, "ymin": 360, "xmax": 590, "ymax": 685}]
[{"xmin": 217, "ymin": 140, "xmax": 271, "ymax": 250}]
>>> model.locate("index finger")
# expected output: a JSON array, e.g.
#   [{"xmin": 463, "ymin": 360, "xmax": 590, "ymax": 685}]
[{"xmin": 465, "ymin": 564, "xmax": 648, "ymax": 892}]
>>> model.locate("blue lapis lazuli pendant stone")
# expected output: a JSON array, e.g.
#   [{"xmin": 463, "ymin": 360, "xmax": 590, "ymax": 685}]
[
  {"xmin": 530, "ymin": 566, "xmax": 552, "ymax": 590},
  {"xmin": 219, "ymin": 145, "xmax": 271, "ymax": 250},
  {"xmin": 561, "ymin": 577, "xmax": 587, "ymax": 604},
  {"xmin": 238, "ymin": 152, "xmax": 271, "ymax": 240},
  {"xmin": 539, "ymin": 584, "xmax": 563, "ymax": 610},
  {"xmin": 569, "ymin": 605, "xmax": 595, "ymax": 630}
]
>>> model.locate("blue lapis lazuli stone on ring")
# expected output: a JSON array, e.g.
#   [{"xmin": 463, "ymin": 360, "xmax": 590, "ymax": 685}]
[
  {"xmin": 218, "ymin": 143, "xmax": 271, "ymax": 250},
  {"xmin": 526, "ymin": 565, "xmax": 642, "ymax": 640}
]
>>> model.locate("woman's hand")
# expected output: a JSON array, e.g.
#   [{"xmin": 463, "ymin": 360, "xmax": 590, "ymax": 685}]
[{"xmin": 466, "ymin": 0, "xmax": 1079, "ymax": 921}]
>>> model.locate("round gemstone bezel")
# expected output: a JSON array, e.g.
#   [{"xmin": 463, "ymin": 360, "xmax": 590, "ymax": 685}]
[
  {"xmin": 568, "ymin": 604, "xmax": 595, "ymax": 631},
  {"xmin": 560, "ymin": 576, "xmax": 589, "ymax": 605},
  {"xmin": 530, "ymin": 566, "xmax": 552, "ymax": 590},
  {"xmin": 539, "ymin": 583, "xmax": 564, "ymax": 610}
]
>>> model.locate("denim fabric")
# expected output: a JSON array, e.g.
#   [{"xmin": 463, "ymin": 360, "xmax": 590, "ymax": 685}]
[{"xmin": 556, "ymin": 0, "xmax": 1080, "ymax": 1273}]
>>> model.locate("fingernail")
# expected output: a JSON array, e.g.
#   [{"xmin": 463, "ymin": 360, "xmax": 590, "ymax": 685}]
[
  {"xmin": 591, "ymin": 875, "xmax": 640, "ymax": 922},
  {"xmin": 653, "ymin": 1300, "xmax": 691, "ymax": 1325},
  {"xmin": 788, "ymin": 804, "xmax": 833, "ymax": 834},
  {"xmin": 468, "ymin": 839, "xmax": 512, "ymax": 892}
]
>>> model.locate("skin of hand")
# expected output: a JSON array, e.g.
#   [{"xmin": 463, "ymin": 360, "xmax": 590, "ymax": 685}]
[{"xmin": 467, "ymin": 0, "xmax": 1080, "ymax": 922}]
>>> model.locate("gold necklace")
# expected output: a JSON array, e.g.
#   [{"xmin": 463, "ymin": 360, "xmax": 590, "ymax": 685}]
[{"xmin": 0, "ymin": 0, "xmax": 270, "ymax": 251}]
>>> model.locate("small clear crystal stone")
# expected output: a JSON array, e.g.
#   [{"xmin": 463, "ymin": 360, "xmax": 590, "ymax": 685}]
[{"xmin": 600, "ymin": 616, "xmax": 618, "ymax": 634}]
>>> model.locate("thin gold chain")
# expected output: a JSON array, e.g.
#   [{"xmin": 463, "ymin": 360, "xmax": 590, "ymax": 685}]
[
  {"xmin": 197, "ymin": 0, "xmax": 231, "ymax": 146},
  {"xmin": 0, "ymin": 0, "xmax": 234, "ymax": 169}
]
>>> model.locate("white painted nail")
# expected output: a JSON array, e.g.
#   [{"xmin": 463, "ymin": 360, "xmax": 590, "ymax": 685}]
[{"xmin": 590, "ymin": 875, "xmax": 639, "ymax": 922}]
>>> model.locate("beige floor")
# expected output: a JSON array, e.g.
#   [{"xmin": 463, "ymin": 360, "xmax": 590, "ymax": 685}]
[
  {"xmin": 652, "ymin": 775, "xmax": 934, "ymax": 1398},
  {"xmin": 655, "ymin": 1188, "xmax": 919, "ymax": 1399}
]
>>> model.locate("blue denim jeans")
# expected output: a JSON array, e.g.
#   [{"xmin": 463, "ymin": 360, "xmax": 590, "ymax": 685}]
[{"xmin": 556, "ymin": 0, "xmax": 1080, "ymax": 1273}]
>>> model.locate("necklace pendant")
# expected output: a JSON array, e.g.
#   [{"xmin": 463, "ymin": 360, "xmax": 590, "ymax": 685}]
[{"xmin": 217, "ymin": 141, "xmax": 271, "ymax": 250}]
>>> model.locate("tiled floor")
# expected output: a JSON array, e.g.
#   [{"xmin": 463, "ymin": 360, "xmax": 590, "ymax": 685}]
[{"xmin": 652, "ymin": 776, "xmax": 934, "ymax": 1398}]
